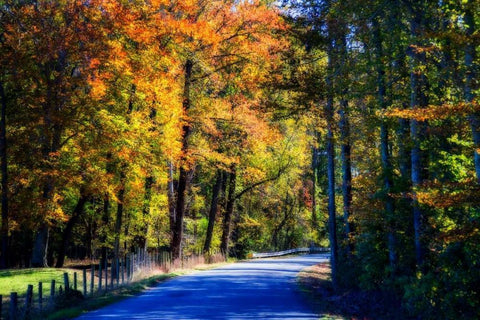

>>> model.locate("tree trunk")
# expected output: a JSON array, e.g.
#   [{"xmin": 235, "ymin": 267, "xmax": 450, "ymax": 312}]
[
  {"xmin": 339, "ymin": 99, "xmax": 352, "ymax": 243},
  {"xmin": 464, "ymin": 0, "xmax": 480, "ymax": 183},
  {"xmin": 311, "ymin": 147, "xmax": 318, "ymax": 230},
  {"xmin": 409, "ymin": 9, "xmax": 429, "ymax": 268},
  {"xmin": 220, "ymin": 166, "xmax": 237, "ymax": 256},
  {"xmin": 325, "ymin": 39, "xmax": 338, "ymax": 288},
  {"xmin": 0, "ymin": 81, "xmax": 8, "ymax": 269},
  {"xmin": 203, "ymin": 170, "xmax": 223, "ymax": 254},
  {"xmin": 167, "ymin": 161, "xmax": 176, "ymax": 244},
  {"xmin": 31, "ymin": 225, "xmax": 49, "ymax": 267},
  {"xmin": 55, "ymin": 190, "xmax": 88, "ymax": 268},
  {"xmin": 373, "ymin": 17, "xmax": 397, "ymax": 273},
  {"xmin": 140, "ymin": 175, "xmax": 154, "ymax": 251},
  {"xmin": 114, "ymin": 168, "xmax": 126, "ymax": 259},
  {"xmin": 101, "ymin": 153, "xmax": 112, "ymax": 266},
  {"xmin": 171, "ymin": 59, "xmax": 194, "ymax": 260}
]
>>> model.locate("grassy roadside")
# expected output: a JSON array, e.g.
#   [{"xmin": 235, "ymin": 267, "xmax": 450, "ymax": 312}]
[
  {"xmin": 44, "ymin": 261, "xmax": 232, "ymax": 320},
  {"xmin": 0, "ymin": 260, "xmax": 231, "ymax": 320},
  {"xmin": 42, "ymin": 272, "xmax": 178, "ymax": 320},
  {"xmin": 0, "ymin": 268, "xmax": 87, "ymax": 297},
  {"xmin": 297, "ymin": 262, "xmax": 409, "ymax": 320}
]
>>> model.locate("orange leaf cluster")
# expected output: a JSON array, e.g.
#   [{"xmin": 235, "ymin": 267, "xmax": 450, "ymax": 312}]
[{"xmin": 385, "ymin": 101, "xmax": 480, "ymax": 121}]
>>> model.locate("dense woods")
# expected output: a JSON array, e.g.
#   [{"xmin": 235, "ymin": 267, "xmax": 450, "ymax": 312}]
[{"xmin": 0, "ymin": 0, "xmax": 479, "ymax": 318}]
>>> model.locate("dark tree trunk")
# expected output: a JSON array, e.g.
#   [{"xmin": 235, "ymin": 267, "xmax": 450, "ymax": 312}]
[
  {"xmin": 55, "ymin": 190, "xmax": 88, "ymax": 268},
  {"xmin": 311, "ymin": 147, "xmax": 318, "ymax": 230},
  {"xmin": 409, "ymin": 9, "xmax": 429, "ymax": 268},
  {"xmin": 139, "ymin": 108, "xmax": 157, "ymax": 251},
  {"xmin": 0, "ymin": 81, "xmax": 8, "ymax": 269},
  {"xmin": 203, "ymin": 171, "xmax": 223, "ymax": 254},
  {"xmin": 140, "ymin": 175, "xmax": 154, "ymax": 251},
  {"xmin": 31, "ymin": 226, "xmax": 49, "ymax": 267},
  {"xmin": 464, "ymin": 0, "xmax": 480, "ymax": 183},
  {"xmin": 101, "ymin": 153, "xmax": 112, "ymax": 266},
  {"xmin": 167, "ymin": 161, "xmax": 176, "ymax": 243},
  {"xmin": 373, "ymin": 17, "xmax": 397, "ymax": 273},
  {"xmin": 339, "ymin": 100, "xmax": 352, "ymax": 242},
  {"xmin": 114, "ymin": 169, "xmax": 126, "ymax": 259},
  {"xmin": 171, "ymin": 59, "xmax": 194, "ymax": 260},
  {"xmin": 325, "ymin": 41, "xmax": 338, "ymax": 288},
  {"xmin": 220, "ymin": 166, "xmax": 237, "ymax": 256}
]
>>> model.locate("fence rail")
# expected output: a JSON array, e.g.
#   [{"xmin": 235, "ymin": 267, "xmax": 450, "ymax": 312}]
[{"xmin": 251, "ymin": 247, "xmax": 329, "ymax": 259}]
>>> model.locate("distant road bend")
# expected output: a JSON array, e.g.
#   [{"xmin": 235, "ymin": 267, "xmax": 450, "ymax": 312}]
[{"xmin": 76, "ymin": 254, "xmax": 328, "ymax": 320}]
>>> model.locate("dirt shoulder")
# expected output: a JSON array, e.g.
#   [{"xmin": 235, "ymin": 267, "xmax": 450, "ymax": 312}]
[{"xmin": 298, "ymin": 262, "xmax": 411, "ymax": 320}]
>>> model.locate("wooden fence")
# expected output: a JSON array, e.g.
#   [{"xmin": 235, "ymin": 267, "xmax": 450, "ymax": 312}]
[
  {"xmin": 251, "ymin": 247, "xmax": 329, "ymax": 259},
  {"xmin": 1, "ymin": 251, "xmax": 225, "ymax": 320}
]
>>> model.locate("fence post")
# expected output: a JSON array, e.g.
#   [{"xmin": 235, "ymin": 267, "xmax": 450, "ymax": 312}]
[
  {"xmin": 24, "ymin": 284, "xmax": 33, "ymax": 319},
  {"xmin": 49, "ymin": 280, "xmax": 55, "ymax": 306},
  {"xmin": 83, "ymin": 269, "xmax": 87, "ymax": 296},
  {"xmin": 74, "ymin": 272, "xmax": 78, "ymax": 291},
  {"xmin": 63, "ymin": 273, "xmax": 70, "ymax": 292},
  {"xmin": 38, "ymin": 282, "xmax": 43, "ymax": 312},
  {"xmin": 9, "ymin": 292, "xmax": 17, "ymax": 320},
  {"xmin": 90, "ymin": 265, "xmax": 94, "ymax": 296}
]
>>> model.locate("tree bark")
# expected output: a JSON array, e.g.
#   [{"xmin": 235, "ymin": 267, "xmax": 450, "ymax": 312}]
[
  {"xmin": 311, "ymin": 147, "xmax": 318, "ymax": 230},
  {"xmin": 325, "ymin": 36, "xmax": 338, "ymax": 288},
  {"xmin": 101, "ymin": 153, "xmax": 112, "ymax": 266},
  {"xmin": 339, "ymin": 99, "xmax": 352, "ymax": 242},
  {"xmin": 203, "ymin": 170, "xmax": 223, "ymax": 254},
  {"xmin": 409, "ymin": 8, "xmax": 429, "ymax": 268},
  {"xmin": 220, "ymin": 166, "xmax": 237, "ymax": 256},
  {"xmin": 55, "ymin": 190, "xmax": 88, "ymax": 268},
  {"xmin": 373, "ymin": 17, "xmax": 397, "ymax": 273},
  {"xmin": 171, "ymin": 59, "xmax": 194, "ymax": 260},
  {"xmin": 114, "ymin": 168, "xmax": 126, "ymax": 259},
  {"xmin": 0, "ymin": 81, "xmax": 8, "ymax": 269},
  {"xmin": 139, "ymin": 175, "xmax": 154, "ymax": 251},
  {"xmin": 167, "ymin": 161, "xmax": 176, "ymax": 244},
  {"xmin": 464, "ymin": 0, "xmax": 480, "ymax": 183}
]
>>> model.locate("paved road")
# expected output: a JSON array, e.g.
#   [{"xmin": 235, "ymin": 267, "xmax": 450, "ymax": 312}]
[{"xmin": 76, "ymin": 254, "xmax": 328, "ymax": 320}]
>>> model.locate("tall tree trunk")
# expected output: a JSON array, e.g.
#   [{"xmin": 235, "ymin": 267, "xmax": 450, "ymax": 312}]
[
  {"xmin": 167, "ymin": 161, "xmax": 176, "ymax": 244},
  {"xmin": 464, "ymin": 0, "xmax": 480, "ymax": 183},
  {"xmin": 140, "ymin": 175, "xmax": 154, "ymax": 251},
  {"xmin": 55, "ymin": 190, "xmax": 88, "ymax": 268},
  {"xmin": 325, "ymin": 39, "xmax": 338, "ymax": 288},
  {"xmin": 32, "ymin": 108, "xmax": 61, "ymax": 267},
  {"xmin": 373, "ymin": 17, "xmax": 397, "ymax": 273},
  {"xmin": 220, "ymin": 166, "xmax": 237, "ymax": 256},
  {"xmin": 203, "ymin": 170, "xmax": 223, "ymax": 254},
  {"xmin": 409, "ymin": 9, "xmax": 429, "ymax": 268},
  {"xmin": 31, "ymin": 226, "xmax": 49, "ymax": 267},
  {"xmin": 139, "ymin": 108, "xmax": 157, "ymax": 251},
  {"xmin": 339, "ymin": 99, "xmax": 352, "ymax": 244},
  {"xmin": 311, "ymin": 146, "xmax": 318, "ymax": 230},
  {"xmin": 0, "ymin": 81, "xmax": 8, "ymax": 269},
  {"xmin": 101, "ymin": 153, "xmax": 112, "ymax": 266},
  {"xmin": 114, "ymin": 168, "xmax": 126, "ymax": 259},
  {"xmin": 171, "ymin": 59, "xmax": 194, "ymax": 260}
]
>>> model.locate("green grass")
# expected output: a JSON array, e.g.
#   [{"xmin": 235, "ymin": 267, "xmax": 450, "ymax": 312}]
[{"xmin": 0, "ymin": 268, "xmax": 88, "ymax": 298}]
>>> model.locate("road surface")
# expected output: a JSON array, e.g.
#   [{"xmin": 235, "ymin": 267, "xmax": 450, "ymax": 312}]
[{"xmin": 76, "ymin": 254, "xmax": 328, "ymax": 320}]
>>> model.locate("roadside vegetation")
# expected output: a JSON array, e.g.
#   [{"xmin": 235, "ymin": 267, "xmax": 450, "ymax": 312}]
[{"xmin": 298, "ymin": 262, "xmax": 411, "ymax": 320}]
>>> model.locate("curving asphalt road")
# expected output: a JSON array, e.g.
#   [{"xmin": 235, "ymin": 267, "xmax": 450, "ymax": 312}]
[{"xmin": 76, "ymin": 254, "xmax": 328, "ymax": 320}]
